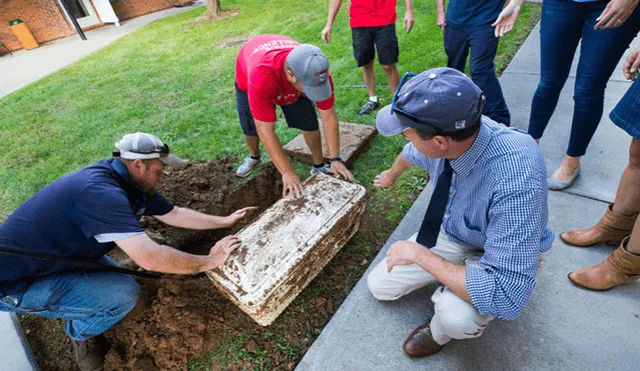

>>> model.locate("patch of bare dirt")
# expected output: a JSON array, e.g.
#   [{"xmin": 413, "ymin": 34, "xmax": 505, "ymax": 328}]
[{"xmin": 20, "ymin": 158, "xmax": 403, "ymax": 370}]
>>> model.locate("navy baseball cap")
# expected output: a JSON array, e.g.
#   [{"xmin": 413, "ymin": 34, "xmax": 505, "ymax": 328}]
[
  {"xmin": 376, "ymin": 67, "xmax": 485, "ymax": 137},
  {"xmin": 286, "ymin": 44, "xmax": 332, "ymax": 102}
]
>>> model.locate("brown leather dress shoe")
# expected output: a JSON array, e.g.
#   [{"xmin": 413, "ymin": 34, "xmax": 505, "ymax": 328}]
[{"xmin": 403, "ymin": 322, "xmax": 444, "ymax": 358}]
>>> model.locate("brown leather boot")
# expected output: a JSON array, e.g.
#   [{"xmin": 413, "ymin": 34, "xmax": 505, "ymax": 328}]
[
  {"xmin": 71, "ymin": 334, "xmax": 110, "ymax": 371},
  {"xmin": 568, "ymin": 237, "xmax": 640, "ymax": 291},
  {"xmin": 560, "ymin": 204, "xmax": 637, "ymax": 247}
]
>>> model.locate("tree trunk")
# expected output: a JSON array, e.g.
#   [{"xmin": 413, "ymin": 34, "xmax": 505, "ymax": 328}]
[{"xmin": 203, "ymin": 0, "xmax": 221, "ymax": 17}]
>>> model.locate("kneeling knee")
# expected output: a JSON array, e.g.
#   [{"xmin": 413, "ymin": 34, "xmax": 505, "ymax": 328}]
[
  {"xmin": 367, "ymin": 274, "xmax": 400, "ymax": 301},
  {"xmin": 112, "ymin": 277, "xmax": 141, "ymax": 313}
]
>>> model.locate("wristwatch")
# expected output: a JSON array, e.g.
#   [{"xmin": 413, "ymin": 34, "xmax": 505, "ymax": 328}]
[{"xmin": 329, "ymin": 156, "xmax": 343, "ymax": 163}]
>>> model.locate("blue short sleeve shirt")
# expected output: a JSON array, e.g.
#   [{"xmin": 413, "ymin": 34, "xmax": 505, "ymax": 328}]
[{"xmin": 0, "ymin": 158, "xmax": 173, "ymax": 295}]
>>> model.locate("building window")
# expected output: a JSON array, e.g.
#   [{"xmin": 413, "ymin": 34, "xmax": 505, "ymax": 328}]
[{"xmin": 67, "ymin": 0, "xmax": 90, "ymax": 18}]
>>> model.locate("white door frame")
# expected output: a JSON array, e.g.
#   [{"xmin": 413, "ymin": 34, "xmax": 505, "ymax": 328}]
[{"xmin": 58, "ymin": 0, "xmax": 101, "ymax": 29}]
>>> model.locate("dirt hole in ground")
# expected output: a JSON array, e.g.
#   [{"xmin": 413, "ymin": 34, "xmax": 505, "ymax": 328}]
[
  {"xmin": 104, "ymin": 157, "xmax": 283, "ymax": 370},
  {"xmin": 21, "ymin": 156, "xmax": 397, "ymax": 371}
]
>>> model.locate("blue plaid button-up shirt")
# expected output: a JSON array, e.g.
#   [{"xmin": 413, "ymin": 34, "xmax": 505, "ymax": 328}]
[{"xmin": 402, "ymin": 119, "xmax": 554, "ymax": 320}]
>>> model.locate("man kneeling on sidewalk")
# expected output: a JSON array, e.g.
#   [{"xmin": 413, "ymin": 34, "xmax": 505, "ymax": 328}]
[
  {"xmin": 369, "ymin": 68, "xmax": 554, "ymax": 357},
  {"xmin": 0, "ymin": 133, "xmax": 255, "ymax": 371}
]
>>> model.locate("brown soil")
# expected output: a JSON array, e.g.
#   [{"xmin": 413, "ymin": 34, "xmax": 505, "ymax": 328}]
[{"xmin": 20, "ymin": 158, "xmax": 400, "ymax": 371}]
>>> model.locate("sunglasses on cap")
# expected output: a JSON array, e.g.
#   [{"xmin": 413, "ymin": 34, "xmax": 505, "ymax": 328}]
[{"xmin": 112, "ymin": 143, "xmax": 171, "ymax": 158}]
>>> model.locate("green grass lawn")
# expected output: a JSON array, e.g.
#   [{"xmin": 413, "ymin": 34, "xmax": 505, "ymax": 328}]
[
  {"xmin": 0, "ymin": 0, "xmax": 539, "ymax": 219},
  {"xmin": 1, "ymin": 0, "xmax": 540, "ymax": 368}
]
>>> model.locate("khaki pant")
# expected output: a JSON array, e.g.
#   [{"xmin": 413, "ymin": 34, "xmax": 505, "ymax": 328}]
[{"xmin": 367, "ymin": 230, "xmax": 494, "ymax": 345}]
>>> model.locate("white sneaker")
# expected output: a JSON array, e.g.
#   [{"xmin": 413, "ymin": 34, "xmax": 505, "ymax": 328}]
[
  {"xmin": 310, "ymin": 163, "xmax": 333, "ymax": 176},
  {"xmin": 236, "ymin": 156, "xmax": 262, "ymax": 177}
]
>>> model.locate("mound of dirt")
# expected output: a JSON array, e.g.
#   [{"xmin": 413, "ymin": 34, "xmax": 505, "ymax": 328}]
[
  {"xmin": 142, "ymin": 157, "xmax": 282, "ymax": 254},
  {"xmin": 105, "ymin": 158, "xmax": 283, "ymax": 370}
]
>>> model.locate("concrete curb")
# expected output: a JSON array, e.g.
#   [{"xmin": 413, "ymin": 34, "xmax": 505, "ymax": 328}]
[{"xmin": 0, "ymin": 312, "xmax": 39, "ymax": 370}]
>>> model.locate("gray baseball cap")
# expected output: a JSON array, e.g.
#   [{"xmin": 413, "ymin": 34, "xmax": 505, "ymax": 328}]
[
  {"xmin": 376, "ymin": 67, "xmax": 485, "ymax": 137},
  {"xmin": 113, "ymin": 132, "xmax": 184, "ymax": 166},
  {"xmin": 286, "ymin": 44, "xmax": 332, "ymax": 102}
]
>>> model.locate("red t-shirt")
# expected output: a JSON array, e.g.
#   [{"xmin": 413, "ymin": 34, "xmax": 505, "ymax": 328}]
[
  {"xmin": 235, "ymin": 34, "xmax": 335, "ymax": 123},
  {"xmin": 350, "ymin": 0, "xmax": 397, "ymax": 28}
]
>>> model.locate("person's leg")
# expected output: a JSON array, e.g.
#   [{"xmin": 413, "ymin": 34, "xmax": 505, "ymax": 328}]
[
  {"xmin": 614, "ymin": 139, "xmax": 640, "ymax": 216},
  {"xmin": 15, "ymin": 258, "xmax": 141, "ymax": 340},
  {"xmin": 362, "ymin": 60, "xmax": 377, "ymax": 98},
  {"xmin": 568, "ymin": 226, "xmax": 640, "ymax": 291},
  {"xmin": 560, "ymin": 80, "xmax": 640, "ymax": 247},
  {"xmin": 236, "ymin": 84, "xmax": 260, "ymax": 156},
  {"xmin": 560, "ymin": 140, "xmax": 640, "ymax": 247},
  {"xmin": 382, "ymin": 64, "xmax": 399, "ymax": 95},
  {"xmin": 367, "ymin": 230, "xmax": 467, "ymax": 301},
  {"xmin": 628, "ymin": 217, "xmax": 640, "ymax": 255},
  {"xmin": 374, "ymin": 24, "xmax": 400, "ymax": 94},
  {"xmin": 528, "ymin": 0, "xmax": 582, "ymax": 141},
  {"xmin": 236, "ymin": 84, "xmax": 262, "ymax": 176},
  {"xmin": 352, "ymin": 27, "xmax": 379, "ymax": 114},
  {"xmin": 0, "ymin": 257, "xmax": 140, "ymax": 370},
  {"xmin": 281, "ymin": 97, "xmax": 326, "ymax": 169},
  {"xmin": 443, "ymin": 24, "xmax": 470, "ymax": 73},
  {"xmin": 557, "ymin": 5, "xmax": 640, "ymax": 182},
  {"xmin": 468, "ymin": 24, "xmax": 510, "ymax": 126},
  {"xmin": 428, "ymin": 286, "xmax": 494, "ymax": 345},
  {"xmin": 402, "ymin": 246, "xmax": 492, "ymax": 357}
]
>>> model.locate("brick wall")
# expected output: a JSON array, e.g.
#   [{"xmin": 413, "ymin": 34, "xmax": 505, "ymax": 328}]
[
  {"xmin": 0, "ymin": 0, "xmax": 193, "ymax": 52},
  {"xmin": 109, "ymin": 0, "xmax": 192, "ymax": 22},
  {"xmin": 0, "ymin": 0, "xmax": 73, "ymax": 51}
]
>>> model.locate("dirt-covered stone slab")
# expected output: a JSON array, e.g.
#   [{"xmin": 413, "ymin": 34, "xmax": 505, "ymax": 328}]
[
  {"xmin": 283, "ymin": 121, "xmax": 377, "ymax": 167},
  {"xmin": 207, "ymin": 173, "xmax": 367, "ymax": 326}
]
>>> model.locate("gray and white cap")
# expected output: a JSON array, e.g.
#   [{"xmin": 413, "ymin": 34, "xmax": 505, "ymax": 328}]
[
  {"xmin": 113, "ymin": 132, "xmax": 184, "ymax": 166},
  {"xmin": 286, "ymin": 44, "xmax": 332, "ymax": 102}
]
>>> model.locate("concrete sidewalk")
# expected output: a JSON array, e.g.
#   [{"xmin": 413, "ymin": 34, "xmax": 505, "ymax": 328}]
[
  {"xmin": 298, "ymin": 23, "xmax": 640, "ymax": 371},
  {"xmin": 0, "ymin": 1, "xmax": 204, "ymax": 99}
]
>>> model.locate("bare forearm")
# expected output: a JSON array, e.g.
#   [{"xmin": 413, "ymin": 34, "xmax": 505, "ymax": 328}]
[
  {"xmin": 404, "ymin": 0, "xmax": 414, "ymax": 12},
  {"xmin": 159, "ymin": 207, "xmax": 229, "ymax": 230},
  {"xmin": 326, "ymin": 0, "xmax": 343, "ymax": 26},
  {"xmin": 436, "ymin": 0, "xmax": 445, "ymax": 12},
  {"xmin": 150, "ymin": 246, "xmax": 217, "ymax": 274},
  {"xmin": 257, "ymin": 124, "xmax": 294, "ymax": 174},
  {"xmin": 389, "ymin": 153, "xmax": 413, "ymax": 178},
  {"xmin": 320, "ymin": 109, "xmax": 340, "ymax": 158},
  {"xmin": 413, "ymin": 249, "xmax": 472, "ymax": 303}
]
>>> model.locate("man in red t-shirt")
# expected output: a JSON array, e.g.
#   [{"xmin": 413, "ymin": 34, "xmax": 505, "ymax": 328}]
[
  {"xmin": 321, "ymin": 0, "xmax": 415, "ymax": 115},
  {"xmin": 235, "ymin": 34, "xmax": 354, "ymax": 198}
]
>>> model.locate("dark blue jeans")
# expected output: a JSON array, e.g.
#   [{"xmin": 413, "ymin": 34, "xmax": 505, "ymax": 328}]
[
  {"xmin": 0, "ymin": 256, "xmax": 140, "ymax": 340},
  {"xmin": 444, "ymin": 23, "xmax": 511, "ymax": 126},
  {"xmin": 528, "ymin": 0, "xmax": 640, "ymax": 157},
  {"xmin": 610, "ymin": 78, "xmax": 640, "ymax": 140}
]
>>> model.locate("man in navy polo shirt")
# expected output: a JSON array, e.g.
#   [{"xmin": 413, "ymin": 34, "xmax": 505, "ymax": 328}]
[
  {"xmin": 436, "ymin": 0, "xmax": 525, "ymax": 126},
  {"xmin": 0, "ymin": 133, "xmax": 255, "ymax": 371}
]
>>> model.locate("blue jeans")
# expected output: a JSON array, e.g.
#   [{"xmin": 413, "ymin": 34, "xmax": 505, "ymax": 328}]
[
  {"xmin": 528, "ymin": 0, "xmax": 640, "ymax": 157},
  {"xmin": 610, "ymin": 79, "xmax": 640, "ymax": 140},
  {"xmin": 444, "ymin": 23, "xmax": 511, "ymax": 126},
  {"xmin": 0, "ymin": 256, "xmax": 140, "ymax": 341}
]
